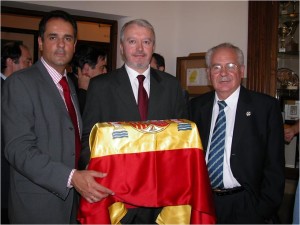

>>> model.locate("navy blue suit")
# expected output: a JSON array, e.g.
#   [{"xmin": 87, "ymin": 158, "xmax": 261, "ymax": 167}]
[{"xmin": 190, "ymin": 86, "xmax": 285, "ymax": 223}]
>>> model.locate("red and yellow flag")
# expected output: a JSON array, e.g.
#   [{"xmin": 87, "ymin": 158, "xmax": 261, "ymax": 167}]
[{"xmin": 78, "ymin": 119, "xmax": 216, "ymax": 224}]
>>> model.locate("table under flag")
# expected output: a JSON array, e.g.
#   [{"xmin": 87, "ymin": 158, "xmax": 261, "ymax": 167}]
[{"xmin": 77, "ymin": 119, "xmax": 216, "ymax": 224}]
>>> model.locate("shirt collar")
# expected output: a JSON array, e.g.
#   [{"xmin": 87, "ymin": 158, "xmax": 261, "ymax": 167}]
[
  {"xmin": 214, "ymin": 86, "xmax": 240, "ymax": 109},
  {"xmin": 125, "ymin": 64, "xmax": 150, "ymax": 80},
  {"xmin": 41, "ymin": 57, "xmax": 67, "ymax": 84},
  {"xmin": 1, "ymin": 73, "xmax": 7, "ymax": 80}
]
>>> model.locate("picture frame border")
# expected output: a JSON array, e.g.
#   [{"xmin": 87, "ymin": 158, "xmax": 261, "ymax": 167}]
[
  {"xmin": 1, "ymin": 26, "xmax": 39, "ymax": 63},
  {"xmin": 176, "ymin": 53, "xmax": 213, "ymax": 97}
]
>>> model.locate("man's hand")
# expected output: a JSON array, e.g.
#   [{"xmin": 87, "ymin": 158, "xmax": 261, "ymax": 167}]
[
  {"xmin": 71, "ymin": 170, "xmax": 114, "ymax": 203},
  {"xmin": 284, "ymin": 121, "xmax": 299, "ymax": 143},
  {"xmin": 77, "ymin": 67, "xmax": 90, "ymax": 90}
]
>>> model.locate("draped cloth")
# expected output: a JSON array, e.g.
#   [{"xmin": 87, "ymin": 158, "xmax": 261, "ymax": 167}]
[{"xmin": 77, "ymin": 119, "xmax": 216, "ymax": 224}]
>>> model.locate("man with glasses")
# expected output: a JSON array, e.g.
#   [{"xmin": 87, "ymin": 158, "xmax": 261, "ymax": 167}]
[{"xmin": 190, "ymin": 42, "xmax": 285, "ymax": 223}]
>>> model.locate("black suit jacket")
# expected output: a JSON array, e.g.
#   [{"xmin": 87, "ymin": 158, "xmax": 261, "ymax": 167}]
[
  {"xmin": 79, "ymin": 65, "xmax": 187, "ymax": 169},
  {"xmin": 67, "ymin": 72, "xmax": 87, "ymax": 114},
  {"xmin": 1, "ymin": 77, "xmax": 10, "ymax": 210},
  {"xmin": 190, "ymin": 86, "xmax": 285, "ymax": 220}
]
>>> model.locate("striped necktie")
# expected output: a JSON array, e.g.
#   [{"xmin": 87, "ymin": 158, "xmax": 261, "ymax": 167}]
[{"xmin": 207, "ymin": 100, "xmax": 227, "ymax": 188}]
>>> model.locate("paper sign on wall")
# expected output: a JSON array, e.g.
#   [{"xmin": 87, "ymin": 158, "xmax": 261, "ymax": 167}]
[{"xmin": 186, "ymin": 68, "xmax": 209, "ymax": 86}]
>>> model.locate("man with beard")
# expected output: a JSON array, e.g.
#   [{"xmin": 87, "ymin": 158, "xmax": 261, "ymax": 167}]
[{"xmin": 79, "ymin": 19, "xmax": 188, "ymax": 223}]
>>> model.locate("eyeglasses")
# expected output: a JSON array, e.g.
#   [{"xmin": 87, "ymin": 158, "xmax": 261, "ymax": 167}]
[{"xmin": 210, "ymin": 63, "xmax": 239, "ymax": 74}]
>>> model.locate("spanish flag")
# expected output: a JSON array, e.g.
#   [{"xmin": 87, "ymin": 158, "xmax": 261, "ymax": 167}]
[{"xmin": 78, "ymin": 119, "xmax": 216, "ymax": 224}]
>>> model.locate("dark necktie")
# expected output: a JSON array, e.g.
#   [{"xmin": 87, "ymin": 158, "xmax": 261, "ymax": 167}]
[
  {"xmin": 207, "ymin": 100, "xmax": 227, "ymax": 188},
  {"xmin": 137, "ymin": 75, "xmax": 148, "ymax": 121},
  {"xmin": 59, "ymin": 77, "xmax": 81, "ymax": 168}
]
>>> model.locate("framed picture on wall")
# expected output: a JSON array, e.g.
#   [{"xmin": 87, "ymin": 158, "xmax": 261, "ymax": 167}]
[
  {"xmin": 176, "ymin": 53, "xmax": 213, "ymax": 97},
  {"xmin": 1, "ymin": 27, "xmax": 39, "ymax": 63}
]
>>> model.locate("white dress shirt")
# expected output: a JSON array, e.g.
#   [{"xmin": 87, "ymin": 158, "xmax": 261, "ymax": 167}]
[
  {"xmin": 1, "ymin": 72, "xmax": 7, "ymax": 80},
  {"xmin": 206, "ymin": 86, "xmax": 241, "ymax": 188},
  {"xmin": 125, "ymin": 64, "xmax": 150, "ymax": 103}
]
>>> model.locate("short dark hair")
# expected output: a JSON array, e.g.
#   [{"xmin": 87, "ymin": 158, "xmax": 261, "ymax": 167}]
[
  {"xmin": 1, "ymin": 42, "xmax": 23, "ymax": 73},
  {"xmin": 152, "ymin": 53, "xmax": 165, "ymax": 68},
  {"xmin": 38, "ymin": 10, "xmax": 77, "ymax": 41},
  {"xmin": 71, "ymin": 45, "xmax": 107, "ymax": 72}
]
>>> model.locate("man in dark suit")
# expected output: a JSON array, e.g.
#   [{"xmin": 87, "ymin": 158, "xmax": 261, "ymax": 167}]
[
  {"xmin": 1, "ymin": 41, "xmax": 33, "ymax": 224},
  {"xmin": 1, "ymin": 10, "xmax": 112, "ymax": 223},
  {"xmin": 190, "ymin": 42, "xmax": 285, "ymax": 223},
  {"xmin": 68, "ymin": 45, "xmax": 107, "ymax": 114},
  {"xmin": 80, "ymin": 19, "xmax": 188, "ymax": 223}
]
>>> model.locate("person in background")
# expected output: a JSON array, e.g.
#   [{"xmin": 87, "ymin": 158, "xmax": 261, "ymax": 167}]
[
  {"xmin": 190, "ymin": 42, "xmax": 285, "ymax": 223},
  {"xmin": 79, "ymin": 19, "xmax": 187, "ymax": 223},
  {"xmin": 1, "ymin": 41, "xmax": 33, "ymax": 224},
  {"xmin": 284, "ymin": 120, "xmax": 299, "ymax": 225},
  {"xmin": 1, "ymin": 42, "xmax": 32, "ymax": 80},
  {"xmin": 1, "ymin": 10, "xmax": 113, "ymax": 223},
  {"xmin": 284, "ymin": 120, "xmax": 299, "ymax": 143},
  {"xmin": 150, "ymin": 52, "xmax": 165, "ymax": 71},
  {"xmin": 150, "ymin": 52, "xmax": 190, "ymax": 117},
  {"xmin": 68, "ymin": 45, "xmax": 107, "ymax": 113}
]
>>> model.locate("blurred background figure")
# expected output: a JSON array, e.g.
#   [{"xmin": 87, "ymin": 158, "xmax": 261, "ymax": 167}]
[
  {"xmin": 1, "ymin": 41, "xmax": 33, "ymax": 224},
  {"xmin": 284, "ymin": 120, "xmax": 299, "ymax": 143},
  {"xmin": 150, "ymin": 53, "xmax": 165, "ymax": 72},
  {"xmin": 68, "ymin": 45, "xmax": 107, "ymax": 113},
  {"xmin": 1, "ymin": 41, "xmax": 32, "ymax": 81},
  {"xmin": 150, "ymin": 52, "xmax": 190, "ymax": 117},
  {"xmin": 284, "ymin": 120, "xmax": 299, "ymax": 225}
]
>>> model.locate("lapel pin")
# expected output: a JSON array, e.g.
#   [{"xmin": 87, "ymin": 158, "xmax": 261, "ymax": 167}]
[{"xmin": 246, "ymin": 111, "xmax": 251, "ymax": 117}]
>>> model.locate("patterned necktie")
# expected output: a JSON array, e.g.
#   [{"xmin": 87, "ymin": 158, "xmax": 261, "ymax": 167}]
[
  {"xmin": 137, "ymin": 75, "xmax": 148, "ymax": 120},
  {"xmin": 207, "ymin": 100, "xmax": 227, "ymax": 188},
  {"xmin": 59, "ymin": 77, "xmax": 81, "ymax": 168}
]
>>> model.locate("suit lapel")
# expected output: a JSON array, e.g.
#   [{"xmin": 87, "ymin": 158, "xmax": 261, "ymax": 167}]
[
  {"xmin": 148, "ymin": 69, "xmax": 163, "ymax": 120},
  {"xmin": 36, "ymin": 61, "xmax": 83, "ymax": 132},
  {"xmin": 36, "ymin": 61, "xmax": 66, "ymax": 111},
  {"xmin": 112, "ymin": 66, "xmax": 140, "ymax": 119},
  {"xmin": 201, "ymin": 94, "xmax": 214, "ymax": 151},
  {"xmin": 231, "ymin": 86, "xmax": 253, "ymax": 154}
]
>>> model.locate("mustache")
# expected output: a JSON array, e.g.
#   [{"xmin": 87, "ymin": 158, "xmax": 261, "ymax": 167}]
[
  {"xmin": 133, "ymin": 53, "xmax": 146, "ymax": 57},
  {"xmin": 218, "ymin": 76, "xmax": 232, "ymax": 82},
  {"xmin": 55, "ymin": 49, "xmax": 66, "ymax": 54}
]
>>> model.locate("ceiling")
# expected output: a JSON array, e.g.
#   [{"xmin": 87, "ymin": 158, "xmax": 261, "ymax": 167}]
[{"xmin": 1, "ymin": 1, "xmax": 124, "ymax": 21}]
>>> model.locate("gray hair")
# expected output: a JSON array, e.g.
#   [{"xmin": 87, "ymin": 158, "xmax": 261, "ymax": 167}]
[
  {"xmin": 120, "ymin": 19, "xmax": 156, "ymax": 45},
  {"xmin": 205, "ymin": 42, "xmax": 244, "ymax": 67}
]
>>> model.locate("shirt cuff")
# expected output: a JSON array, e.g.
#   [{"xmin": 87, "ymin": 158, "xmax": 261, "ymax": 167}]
[{"xmin": 67, "ymin": 169, "xmax": 76, "ymax": 188}]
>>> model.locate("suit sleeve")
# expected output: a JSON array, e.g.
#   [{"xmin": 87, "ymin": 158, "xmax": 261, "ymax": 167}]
[
  {"xmin": 257, "ymin": 98, "xmax": 285, "ymax": 219},
  {"xmin": 174, "ymin": 81, "xmax": 188, "ymax": 119},
  {"xmin": 79, "ymin": 78, "xmax": 103, "ymax": 170},
  {"xmin": 1, "ymin": 75, "xmax": 72, "ymax": 199}
]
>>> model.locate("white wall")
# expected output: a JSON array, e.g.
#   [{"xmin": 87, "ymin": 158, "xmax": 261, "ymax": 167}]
[{"xmin": 24, "ymin": 1, "xmax": 248, "ymax": 76}]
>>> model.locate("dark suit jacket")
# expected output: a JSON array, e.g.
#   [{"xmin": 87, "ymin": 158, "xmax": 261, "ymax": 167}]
[
  {"xmin": 189, "ymin": 86, "xmax": 285, "ymax": 220},
  {"xmin": 1, "ymin": 77, "xmax": 10, "ymax": 212},
  {"xmin": 80, "ymin": 65, "xmax": 188, "ymax": 169},
  {"xmin": 1, "ymin": 60, "xmax": 82, "ymax": 223},
  {"xmin": 67, "ymin": 72, "xmax": 87, "ymax": 114}
]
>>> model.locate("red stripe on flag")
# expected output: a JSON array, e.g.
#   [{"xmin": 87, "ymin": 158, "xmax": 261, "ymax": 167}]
[{"xmin": 78, "ymin": 148, "xmax": 216, "ymax": 224}]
